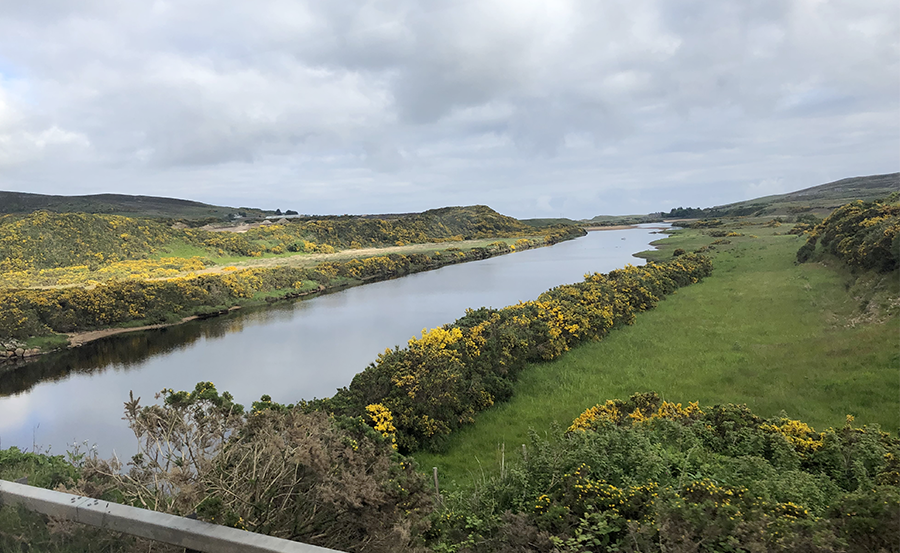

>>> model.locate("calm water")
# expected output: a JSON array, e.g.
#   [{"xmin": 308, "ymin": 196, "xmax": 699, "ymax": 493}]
[{"xmin": 0, "ymin": 226, "xmax": 665, "ymax": 457}]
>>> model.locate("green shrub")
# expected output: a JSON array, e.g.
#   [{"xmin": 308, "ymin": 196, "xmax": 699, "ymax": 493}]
[{"xmin": 427, "ymin": 395, "xmax": 900, "ymax": 552}]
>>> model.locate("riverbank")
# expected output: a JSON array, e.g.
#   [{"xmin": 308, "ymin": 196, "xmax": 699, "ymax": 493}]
[
  {"xmin": 65, "ymin": 305, "xmax": 245, "ymax": 348},
  {"xmin": 0, "ymin": 230, "xmax": 586, "ymax": 362}
]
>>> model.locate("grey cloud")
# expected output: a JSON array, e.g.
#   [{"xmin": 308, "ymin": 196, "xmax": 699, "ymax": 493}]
[{"xmin": 0, "ymin": 0, "xmax": 896, "ymax": 218}]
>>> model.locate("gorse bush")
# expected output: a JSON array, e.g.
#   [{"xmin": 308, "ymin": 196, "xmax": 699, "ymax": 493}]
[
  {"xmin": 0, "ymin": 256, "xmax": 211, "ymax": 289},
  {"xmin": 0, "ymin": 244, "xmax": 573, "ymax": 340},
  {"xmin": 236, "ymin": 205, "xmax": 542, "ymax": 251},
  {"xmin": 0, "ymin": 207, "xmax": 584, "ymax": 340},
  {"xmin": 0, "ymin": 206, "xmax": 582, "ymax": 276},
  {"xmin": 797, "ymin": 199, "xmax": 900, "ymax": 271},
  {"xmin": 428, "ymin": 393, "xmax": 900, "ymax": 552},
  {"xmin": 324, "ymin": 254, "xmax": 714, "ymax": 452},
  {"xmin": 0, "ymin": 211, "xmax": 174, "ymax": 271}
]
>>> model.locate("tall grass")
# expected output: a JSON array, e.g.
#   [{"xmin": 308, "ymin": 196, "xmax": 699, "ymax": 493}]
[{"xmin": 415, "ymin": 226, "xmax": 899, "ymax": 486}]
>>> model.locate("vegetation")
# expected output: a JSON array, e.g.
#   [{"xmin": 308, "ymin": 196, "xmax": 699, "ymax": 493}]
[
  {"xmin": 0, "ymin": 206, "xmax": 584, "ymax": 342},
  {"xmin": 0, "ymin": 237, "xmax": 581, "ymax": 340},
  {"xmin": 520, "ymin": 218, "xmax": 582, "ymax": 228},
  {"xmin": 1, "ymin": 192, "xmax": 897, "ymax": 551},
  {"xmin": 0, "ymin": 190, "xmax": 268, "ymax": 219},
  {"xmin": 797, "ymin": 197, "xmax": 899, "ymax": 272},
  {"xmin": 583, "ymin": 214, "xmax": 663, "ymax": 226},
  {"xmin": 659, "ymin": 173, "xmax": 899, "ymax": 220},
  {"xmin": 4, "ymin": 391, "xmax": 895, "ymax": 552},
  {"xmin": 0, "ymin": 384, "xmax": 433, "ymax": 553},
  {"xmin": 426, "ymin": 394, "xmax": 899, "ymax": 552},
  {"xmin": 418, "ymin": 211, "xmax": 898, "ymax": 486},
  {"xmin": 320, "ymin": 254, "xmax": 713, "ymax": 452},
  {"xmin": 0, "ymin": 211, "xmax": 176, "ymax": 272},
  {"xmin": 0, "ymin": 205, "xmax": 549, "ymax": 275}
]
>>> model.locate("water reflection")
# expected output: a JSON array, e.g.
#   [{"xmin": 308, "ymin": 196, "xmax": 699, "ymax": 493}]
[{"xmin": 0, "ymin": 227, "xmax": 664, "ymax": 456}]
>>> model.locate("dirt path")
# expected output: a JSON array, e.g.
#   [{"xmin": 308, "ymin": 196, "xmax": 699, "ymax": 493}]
[
  {"xmin": 66, "ymin": 307, "xmax": 242, "ymax": 347},
  {"xmin": 191, "ymin": 237, "xmax": 524, "ymax": 276}
]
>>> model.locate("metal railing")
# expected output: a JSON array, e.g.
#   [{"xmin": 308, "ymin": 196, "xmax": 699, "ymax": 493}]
[{"xmin": 0, "ymin": 479, "xmax": 342, "ymax": 553}]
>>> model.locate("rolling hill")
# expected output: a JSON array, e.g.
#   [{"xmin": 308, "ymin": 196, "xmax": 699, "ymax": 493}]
[
  {"xmin": 706, "ymin": 172, "xmax": 899, "ymax": 216},
  {"xmin": 0, "ymin": 191, "xmax": 270, "ymax": 220}
]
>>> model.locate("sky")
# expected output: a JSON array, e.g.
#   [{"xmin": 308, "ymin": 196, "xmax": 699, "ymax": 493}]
[{"xmin": 0, "ymin": 1, "xmax": 897, "ymax": 219}]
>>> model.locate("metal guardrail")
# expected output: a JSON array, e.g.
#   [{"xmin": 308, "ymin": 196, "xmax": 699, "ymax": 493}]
[{"xmin": 0, "ymin": 479, "xmax": 342, "ymax": 553}]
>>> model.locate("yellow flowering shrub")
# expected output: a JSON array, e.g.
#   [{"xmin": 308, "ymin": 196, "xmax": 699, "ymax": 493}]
[
  {"xmin": 365, "ymin": 403, "xmax": 398, "ymax": 449},
  {"xmin": 331, "ymin": 255, "xmax": 714, "ymax": 451},
  {"xmin": 797, "ymin": 199, "xmax": 899, "ymax": 271}
]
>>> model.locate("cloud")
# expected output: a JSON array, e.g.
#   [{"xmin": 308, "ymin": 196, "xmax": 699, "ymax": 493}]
[{"xmin": 0, "ymin": 0, "xmax": 895, "ymax": 217}]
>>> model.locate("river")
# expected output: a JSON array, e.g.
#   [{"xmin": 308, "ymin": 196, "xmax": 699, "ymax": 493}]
[{"xmin": 0, "ymin": 226, "xmax": 665, "ymax": 457}]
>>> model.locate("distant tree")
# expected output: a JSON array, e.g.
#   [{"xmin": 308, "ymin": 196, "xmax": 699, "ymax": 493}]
[{"xmin": 665, "ymin": 207, "xmax": 707, "ymax": 218}]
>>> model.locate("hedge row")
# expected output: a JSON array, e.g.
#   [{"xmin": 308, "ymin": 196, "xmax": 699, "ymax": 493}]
[{"xmin": 324, "ymin": 254, "xmax": 714, "ymax": 452}]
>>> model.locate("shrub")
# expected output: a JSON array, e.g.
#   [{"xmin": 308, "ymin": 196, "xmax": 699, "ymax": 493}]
[
  {"xmin": 797, "ymin": 199, "xmax": 900, "ymax": 272},
  {"xmin": 76, "ymin": 383, "xmax": 432, "ymax": 553},
  {"xmin": 427, "ymin": 394, "xmax": 900, "ymax": 552}
]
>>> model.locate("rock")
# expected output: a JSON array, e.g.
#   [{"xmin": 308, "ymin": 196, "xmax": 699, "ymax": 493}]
[
  {"xmin": 23, "ymin": 348, "xmax": 39, "ymax": 357},
  {"xmin": 15, "ymin": 348, "xmax": 24, "ymax": 357}
]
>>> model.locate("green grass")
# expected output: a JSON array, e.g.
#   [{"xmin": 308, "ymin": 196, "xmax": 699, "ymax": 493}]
[
  {"xmin": 151, "ymin": 239, "xmax": 212, "ymax": 259},
  {"xmin": 414, "ymin": 225, "xmax": 899, "ymax": 488},
  {"xmin": 24, "ymin": 334, "xmax": 69, "ymax": 351}
]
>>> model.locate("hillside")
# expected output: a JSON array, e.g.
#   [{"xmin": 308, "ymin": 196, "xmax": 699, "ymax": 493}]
[
  {"xmin": 587, "ymin": 172, "xmax": 899, "ymax": 221},
  {"xmin": 0, "ymin": 205, "xmax": 539, "ymax": 275},
  {"xmin": 705, "ymin": 172, "xmax": 899, "ymax": 216},
  {"xmin": 662, "ymin": 173, "xmax": 900, "ymax": 219},
  {"xmin": 0, "ymin": 191, "xmax": 272, "ymax": 220}
]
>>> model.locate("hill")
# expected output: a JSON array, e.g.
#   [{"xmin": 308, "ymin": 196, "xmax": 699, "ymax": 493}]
[
  {"xmin": 0, "ymin": 191, "xmax": 271, "ymax": 220},
  {"xmin": 704, "ymin": 172, "xmax": 899, "ymax": 217},
  {"xmin": 586, "ymin": 172, "xmax": 899, "ymax": 221},
  {"xmin": 664, "ymin": 172, "xmax": 900, "ymax": 219}
]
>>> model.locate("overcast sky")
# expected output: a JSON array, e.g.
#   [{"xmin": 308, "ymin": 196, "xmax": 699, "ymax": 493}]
[{"xmin": 0, "ymin": 1, "xmax": 897, "ymax": 218}]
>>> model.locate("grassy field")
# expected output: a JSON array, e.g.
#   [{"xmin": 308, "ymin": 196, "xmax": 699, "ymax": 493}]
[{"xmin": 414, "ymin": 222, "xmax": 899, "ymax": 487}]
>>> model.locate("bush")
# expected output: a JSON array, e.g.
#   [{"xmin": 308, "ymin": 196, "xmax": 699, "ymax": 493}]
[
  {"xmin": 75, "ymin": 383, "xmax": 432, "ymax": 553},
  {"xmin": 427, "ymin": 394, "xmax": 900, "ymax": 552},
  {"xmin": 797, "ymin": 199, "xmax": 900, "ymax": 272}
]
